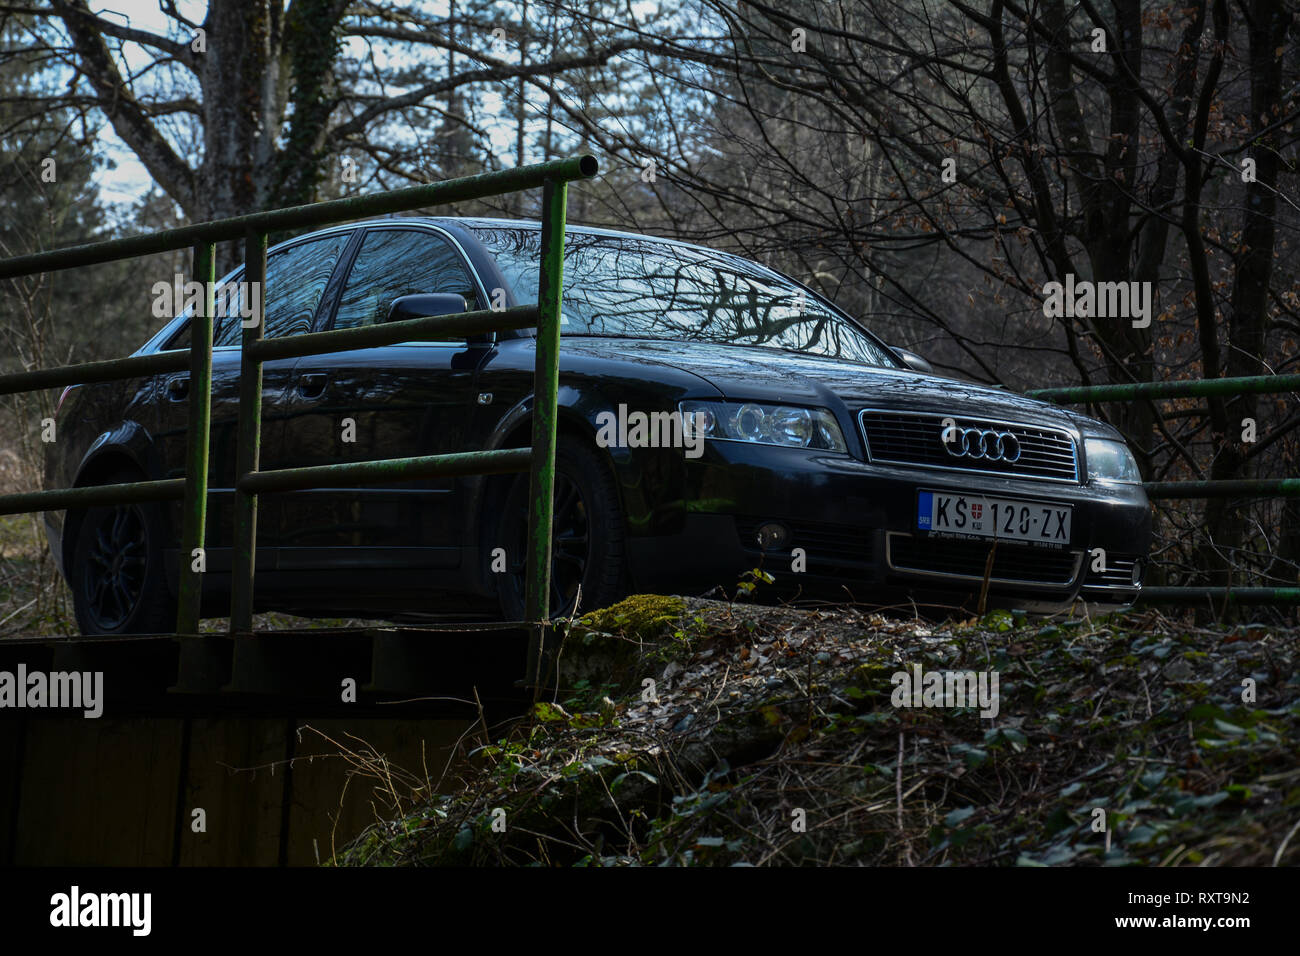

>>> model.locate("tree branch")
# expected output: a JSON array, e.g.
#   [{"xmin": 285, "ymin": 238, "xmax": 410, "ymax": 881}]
[{"xmin": 48, "ymin": 0, "xmax": 196, "ymax": 212}]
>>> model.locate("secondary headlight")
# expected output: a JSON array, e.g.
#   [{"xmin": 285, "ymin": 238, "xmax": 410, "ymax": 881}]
[
  {"xmin": 679, "ymin": 400, "xmax": 847, "ymax": 452},
  {"xmin": 1085, "ymin": 437, "xmax": 1142, "ymax": 483}
]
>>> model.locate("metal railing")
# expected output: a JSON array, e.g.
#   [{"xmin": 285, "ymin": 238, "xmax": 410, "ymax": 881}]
[
  {"xmin": 0, "ymin": 155, "xmax": 599, "ymax": 676},
  {"xmin": 4, "ymin": 157, "xmax": 1287, "ymax": 636},
  {"xmin": 1025, "ymin": 374, "xmax": 1299, "ymax": 606}
]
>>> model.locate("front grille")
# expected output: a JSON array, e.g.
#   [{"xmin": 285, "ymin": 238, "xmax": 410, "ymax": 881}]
[
  {"xmin": 1083, "ymin": 554, "xmax": 1141, "ymax": 589},
  {"xmin": 734, "ymin": 516, "xmax": 871, "ymax": 572},
  {"xmin": 859, "ymin": 410, "xmax": 1079, "ymax": 482},
  {"xmin": 887, "ymin": 534, "xmax": 1081, "ymax": 587}
]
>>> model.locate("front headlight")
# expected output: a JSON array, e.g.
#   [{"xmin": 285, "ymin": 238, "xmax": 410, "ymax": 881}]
[
  {"xmin": 1085, "ymin": 437, "xmax": 1142, "ymax": 483},
  {"xmin": 679, "ymin": 400, "xmax": 847, "ymax": 452}
]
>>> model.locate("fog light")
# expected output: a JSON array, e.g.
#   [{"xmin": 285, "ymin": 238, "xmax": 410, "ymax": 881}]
[
  {"xmin": 1131, "ymin": 559, "xmax": 1143, "ymax": 586},
  {"xmin": 755, "ymin": 522, "xmax": 789, "ymax": 551}
]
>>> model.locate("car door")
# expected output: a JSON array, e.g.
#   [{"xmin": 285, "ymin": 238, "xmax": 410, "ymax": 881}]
[
  {"xmin": 276, "ymin": 225, "xmax": 489, "ymax": 574},
  {"xmin": 154, "ymin": 230, "xmax": 354, "ymax": 579}
]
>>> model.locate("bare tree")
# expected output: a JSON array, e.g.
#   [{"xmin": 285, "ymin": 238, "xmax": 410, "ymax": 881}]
[
  {"xmin": 4, "ymin": 0, "xmax": 703, "ymax": 268},
  {"xmin": 563, "ymin": 0, "xmax": 1299, "ymax": 592}
]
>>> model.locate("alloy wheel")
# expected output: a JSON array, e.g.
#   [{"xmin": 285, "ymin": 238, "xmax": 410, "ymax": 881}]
[
  {"xmin": 80, "ymin": 504, "xmax": 148, "ymax": 630},
  {"xmin": 509, "ymin": 472, "xmax": 591, "ymax": 617}
]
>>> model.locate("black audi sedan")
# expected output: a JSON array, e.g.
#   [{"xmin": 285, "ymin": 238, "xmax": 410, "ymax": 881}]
[{"xmin": 44, "ymin": 217, "xmax": 1150, "ymax": 633}]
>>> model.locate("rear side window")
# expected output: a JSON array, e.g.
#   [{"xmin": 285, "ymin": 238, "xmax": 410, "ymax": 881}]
[
  {"xmin": 331, "ymin": 229, "xmax": 478, "ymax": 331},
  {"xmin": 206, "ymin": 232, "xmax": 351, "ymax": 347}
]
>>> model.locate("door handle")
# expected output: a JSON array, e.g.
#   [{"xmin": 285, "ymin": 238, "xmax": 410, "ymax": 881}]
[
  {"xmin": 166, "ymin": 375, "xmax": 189, "ymax": 402},
  {"xmin": 297, "ymin": 373, "xmax": 328, "ymax": 398}
]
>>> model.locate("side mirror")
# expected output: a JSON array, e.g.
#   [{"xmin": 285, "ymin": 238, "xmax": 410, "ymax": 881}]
[
  {"xmin": 891, "ymin": 345, "xmax": 933, "ymax": 375},
  {"xmin": 385, "ymin": 292, "xmax": 467, "ymax": 324}
]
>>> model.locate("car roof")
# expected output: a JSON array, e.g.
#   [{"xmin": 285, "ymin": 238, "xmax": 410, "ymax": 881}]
[
  {"xmin": 139, "ymin": 214, "xmax": 896, "ymax": 360},
  {"xmin": 337, "ymin": 215, "xmax": 757, "ymax": 265}
]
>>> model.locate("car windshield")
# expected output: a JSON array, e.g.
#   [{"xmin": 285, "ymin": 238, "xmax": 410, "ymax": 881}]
[{"xmin": 468, "ymin": 225, "xmax": 898, "ymax": 367}]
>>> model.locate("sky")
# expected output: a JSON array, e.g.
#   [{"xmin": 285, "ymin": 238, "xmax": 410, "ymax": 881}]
[
  {"xmin": 77, "ymin": 0, "xmax": 521, "ymax": 218},
  {"xmin": 66, "ymin": 0, "xmax": 673, "ymax": 231},
  {"xmin": 86, "ymin": 1, "xmax": 197, "ymax": 210}
]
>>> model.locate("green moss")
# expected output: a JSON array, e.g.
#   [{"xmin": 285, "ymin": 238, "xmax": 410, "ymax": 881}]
[
  {"xmin": 557, "ymin": 595, "xmax": 689, "ymax": 694},
  {"xmin": 575, "ymin": 594, "xmax": 687, "ymax": 643}
]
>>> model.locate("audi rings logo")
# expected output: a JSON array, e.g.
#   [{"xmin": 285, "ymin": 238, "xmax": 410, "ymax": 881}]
[{"xmin": 942, "ymin": 425, "xmax": 1022, "ymax": 463}]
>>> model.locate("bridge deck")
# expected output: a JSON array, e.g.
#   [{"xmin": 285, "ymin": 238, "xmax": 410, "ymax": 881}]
[{"xmin": 0, "ymin": 623, "xmax": 537, "ymax": 717}]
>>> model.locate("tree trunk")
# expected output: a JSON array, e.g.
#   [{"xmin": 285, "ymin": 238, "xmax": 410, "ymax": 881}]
[{"xmin": 1200, "ymin": 0, "xmax": 1291, "ymax": 588}]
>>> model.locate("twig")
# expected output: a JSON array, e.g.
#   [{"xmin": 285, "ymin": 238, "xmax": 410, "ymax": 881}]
[
  {"xmin": 472, "ymin": 685, "xmax": 493, "ymax": 749},
  {"xmin": 0, "ymin": 595, "xmax": 37, "ymax": 630},
  {"xmin": 1273, "ymin": 815, "xmax": 1300, "ymax": 867},
  {"xmin": 896, "ymin": 729, "xmax": 914, "ymax": 866}
]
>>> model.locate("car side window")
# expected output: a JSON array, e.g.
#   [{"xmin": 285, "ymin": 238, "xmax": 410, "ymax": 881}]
[
  {"xmin": 211, "ymin": 232, "xmax": 351, "ymax": 347},
  {"xmin": 331, "ymin": 229, "xmax": 478, "ymax": 331},
  {"xmin": 163, "ymin": 271, "xmax": 246, "ymax": 351}
]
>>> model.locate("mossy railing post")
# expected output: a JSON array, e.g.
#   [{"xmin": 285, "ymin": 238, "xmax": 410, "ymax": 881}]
[
  {"xmin": 231, "ymin": 229, "xmax": 268, "ymax": 633},
  {"xmin": 524, "ymin": 177, "xmax": 569, "ymax": 688},
  {"xmin": 0, "ymin": 155, "xmax": 597, "ymax": 670},
  {"xmin": 175, "ymin": 240, "xmax": 215, "ymax": 634}
]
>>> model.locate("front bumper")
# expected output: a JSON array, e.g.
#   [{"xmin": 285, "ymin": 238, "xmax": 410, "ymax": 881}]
[{"xmin": 626, "ymin": 441, "xmax": 1151, "ymax": 614}]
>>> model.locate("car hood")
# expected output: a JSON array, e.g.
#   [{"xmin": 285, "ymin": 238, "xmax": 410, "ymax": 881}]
[{"xmin": 562, "ymin": 337, "xmax": 1107, "ymax": 434}]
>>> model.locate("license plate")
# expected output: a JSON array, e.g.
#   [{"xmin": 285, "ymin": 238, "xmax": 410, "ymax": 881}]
[{"xmin": 916, "ymin": 491, "xmax": 1071, "ymax": 544}]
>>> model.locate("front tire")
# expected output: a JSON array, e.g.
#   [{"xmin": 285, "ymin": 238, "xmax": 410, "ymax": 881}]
[
  {"xmin": 496, "ymin": 437, "xmax": 626, "ymax": 621},
  {"xmin": 69, "ymin": 470, "xmax": 175, "ymax": 635}
]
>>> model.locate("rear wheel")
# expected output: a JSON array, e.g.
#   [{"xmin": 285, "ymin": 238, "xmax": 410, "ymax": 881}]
[
  {"xmin": 70, "ymin": 470, "xmax": 175, "ymax": 635},
  {"xmin": 496, "ymin": 437, "xmax": 625, "ymax": 620}
]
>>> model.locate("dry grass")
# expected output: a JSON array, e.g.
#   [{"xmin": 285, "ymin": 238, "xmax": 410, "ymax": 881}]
[
  {"xmin": 334, "ymin": 595, "xmax": 1300, "ymax": 867},
  {"xmin": 0, "ymin": 441, "xmax": 73, "ymax": 636},
  {"xmin": 0, "ymin": 439, "xmax": 388, "ymax": 638}
]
